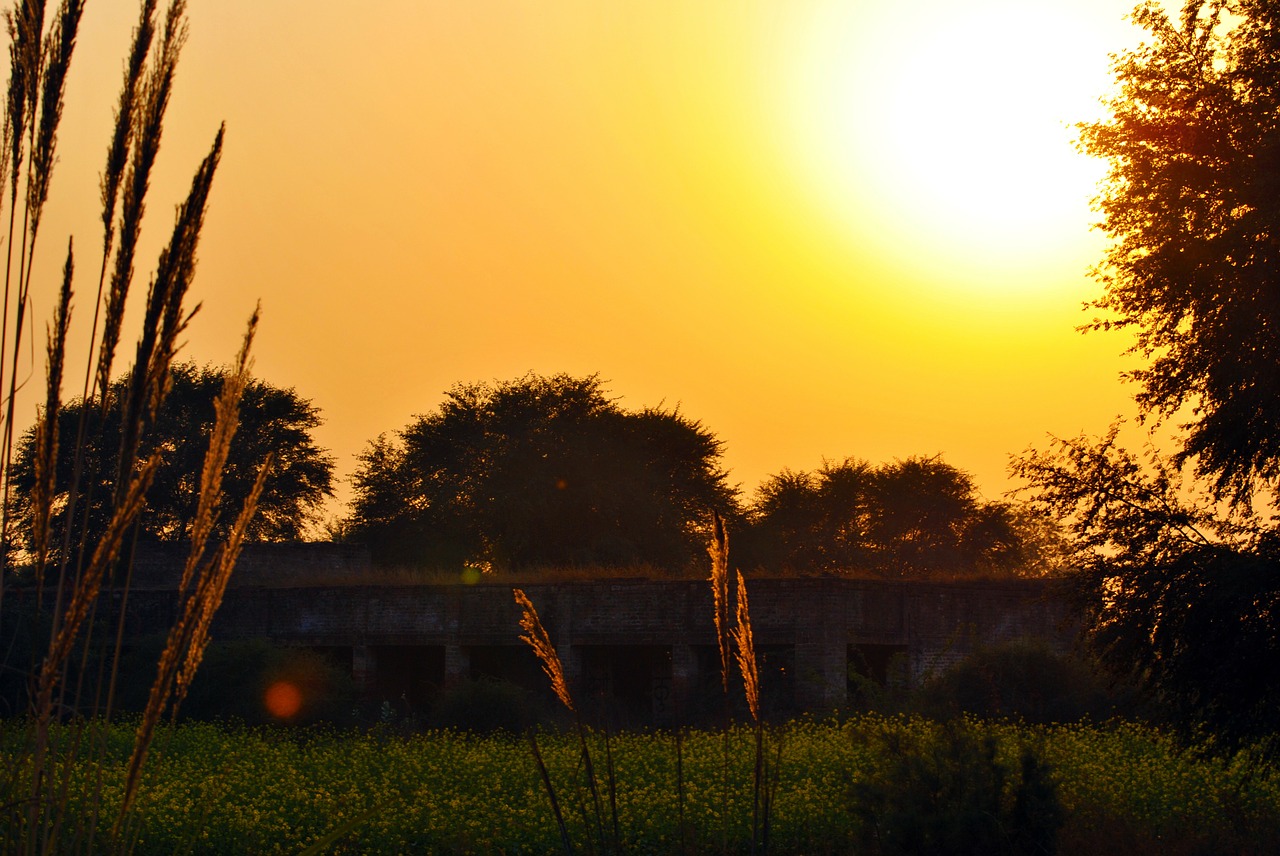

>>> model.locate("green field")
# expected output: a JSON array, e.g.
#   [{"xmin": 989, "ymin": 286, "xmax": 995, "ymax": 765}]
[{"xmin": 4, "ymin": 715, "xmax": 1278, "ymax": 854}]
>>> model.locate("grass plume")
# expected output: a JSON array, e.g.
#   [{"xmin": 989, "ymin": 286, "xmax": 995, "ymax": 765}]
[
  {"xmin": 515, "ymin": 587, "xmax": 573, "ymax": 712},
  {"xmin": 28, "ymin": 238, "xmax": 71, "ymax": 592},
  {"xmin": 708, "ymin": 510, "xmax": 731, "ymax": 692}
]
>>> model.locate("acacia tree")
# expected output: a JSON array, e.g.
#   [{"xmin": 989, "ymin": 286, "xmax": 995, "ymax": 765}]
[
  {"xmin": 1078, "ymin": 0, "xmax": 1280, "ymax": 503},
  {"xmin": 346, "ymin": 373, "xmax": 737, "ymax": 571},
  {"xmin": 1012, "ymin": 0, "xmax": 1280, "ymax": 757},
  {"xmin": 9, "ymin": 362, "xmax": 334, "ymax": 548},
  {"xmin": 1012, "ymin": 426, "xmax": 1280, "ymax": 757},
  {"xmin": 739, "ymin": 456, "xmax": 1044, "ymax": 578}
]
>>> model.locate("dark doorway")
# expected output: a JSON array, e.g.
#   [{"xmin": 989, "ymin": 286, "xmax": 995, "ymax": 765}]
[{"xmin": 371, "ymin": 645, "xmax": 445, "ymax": 714}]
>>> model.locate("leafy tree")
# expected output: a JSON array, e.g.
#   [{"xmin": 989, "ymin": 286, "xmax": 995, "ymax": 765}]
[
  {"xmin": 739, "ymin": 456, "xmax": 1046, "ymax": 578},
  {"xmin": 1010, "ymin": 0, "xmax": 1280, "ymax": 759},
  {"xmin": 9, "ymin": 363, "xmax": 334, "ymax": 549},
  {"xmin": 346, "ymin": 373, "xmax": 737, "ymax": 571},
  {"xmin": 1078, "ymin": 0, "xmax": 1280, "ymax": 503},
  {"xmin": 1011, "ymin": 426, "xmax": 1280, "ymax": 758}
]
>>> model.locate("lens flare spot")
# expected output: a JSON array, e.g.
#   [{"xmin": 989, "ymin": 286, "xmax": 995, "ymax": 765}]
[{"xmin": 264, "ymin": 680, "xmax": 303, "ymax": 719}]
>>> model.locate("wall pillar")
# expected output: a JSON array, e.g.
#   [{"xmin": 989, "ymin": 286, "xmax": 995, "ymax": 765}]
[
  {"xmin": 352, "ymin": 644, "xmax": 375, "ymax": 694},
  {"xmin": 444, "ymin": 643, "xmax": 470, "ymax": 686},
  {"xmin": 794, "ymin": 592, "xmax": 847, "ymax": 711},
  {"xmin": 670, "ymin": 642, "xmax": 697, "ymax": 719}
]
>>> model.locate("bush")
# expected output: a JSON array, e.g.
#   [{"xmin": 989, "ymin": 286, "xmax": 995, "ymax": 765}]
[
  {"xmin": 431, "ymin": 678, "xmax": 543, "ymax": 733},
  {"xmin": 116, "ymin": 638, "xmax": 356, "ymax": 725},
  {"xmin": 850, "ymin": 720, "xmax": 1064, "ymax": 856},
  {"xmin": 915, "ymin": 640, "xmax": 1127, "ymax": 724}
]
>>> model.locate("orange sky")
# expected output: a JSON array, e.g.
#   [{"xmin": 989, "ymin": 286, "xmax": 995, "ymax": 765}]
[{"xmin": 30, "ymin": 1, "xmax": 1156, "ymax": 523}]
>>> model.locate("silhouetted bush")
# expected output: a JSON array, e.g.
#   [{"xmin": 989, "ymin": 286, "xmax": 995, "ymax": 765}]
[
  {"xmin": 431, "ymin": 677, "xmax": 543, "ymax": 733},
  {"xmin": 916, "ymin": 640, "xmax": 1125, "ymax": 724},
  {"xmin": 850, "ymin": 721, "xmax": 1064, "ymax": 856},
  {"xmin": 117, "ymin": 638, "xmax": 355, "ymax": 725}
]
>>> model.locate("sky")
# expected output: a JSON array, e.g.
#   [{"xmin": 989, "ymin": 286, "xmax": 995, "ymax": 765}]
[{"xmin": 30, "ymin": 0, "xmax": 1158, "ymax": 522}]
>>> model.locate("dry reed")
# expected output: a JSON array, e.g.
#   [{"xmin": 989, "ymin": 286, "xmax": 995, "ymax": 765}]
[
  {"xmin": 0, "ymin": 0, "xmax": 268, "ymax": 850},
  {"xmin": 708, "ymin": 510, "xmax": 731, "ymax": 692},
  {"xmin": 732, "ymin": 570, "xmax": 759, "ymax": 724},
  {"xmin": 515, "ymin": 587, "xmax": 574, "ymax": 712}
]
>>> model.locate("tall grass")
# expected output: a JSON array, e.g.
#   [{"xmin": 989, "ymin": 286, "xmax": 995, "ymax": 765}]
[
  {"xmin": 0, "ymin": 1, "xmax": 271, "ymax": 851},
  {"xmin": 518, "ymin": 514, "xmax": 781, "ymax": 854}
]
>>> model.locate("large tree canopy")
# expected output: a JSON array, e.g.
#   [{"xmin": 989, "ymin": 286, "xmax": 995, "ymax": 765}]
[
  {"xmin": 346, "ymin": 373, "xmax": 737, "ymax": 571},
  {"xmin": 1079, "ymin": 0, "xmax": 1280, "ymax": 503},
  {"xmin": 10, "ymin": 363, "xmax": 335, "ymax": 549},
  {"xmin": 738, "ymin": 456, "xmax": 1054, "ymax": 578},
  {"xmin": 1012, "ymin": 426, "xmax": 1280, "ymax": 758}
]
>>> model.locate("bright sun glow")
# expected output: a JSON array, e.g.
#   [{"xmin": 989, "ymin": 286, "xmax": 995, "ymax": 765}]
[{"xmin": 776, "ymin": 1, "xmax": 1116, "ymax": 293}]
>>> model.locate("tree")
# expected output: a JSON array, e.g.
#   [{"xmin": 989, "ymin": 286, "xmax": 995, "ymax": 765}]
[
  {"xmin": 1011, "ymin": 426, "xmax": 1280, "ymax": 758},
  {"xmin": 1078, "ymin": 0, "xmax": 1280, "ymax": 504},
  {"xmin": 9, "ymin": 363, "xmax": 335, "ymax": 549},
  {"xmin": 345, "ymin": 373, "xmax": 737, "ymax": 571},
  {"xmin": 739, "ymin": 456, "xmax": 1045, "ymax": 578}
]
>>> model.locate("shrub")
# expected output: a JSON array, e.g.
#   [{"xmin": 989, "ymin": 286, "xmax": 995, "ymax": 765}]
[
  {"xmin": 915, "ymin": 639, "xmax": 1125, "ymax": 724},
  {"xmin": 117, "ymin": 638, "xmax": 355, "ymax": 725},
  {"xmin": 431, "ymin": 677, "xmax": 543, "ymax": 733},
  {"xmin": 850, "ymin": 720, "xmax": 1064, "ymax": 855}
]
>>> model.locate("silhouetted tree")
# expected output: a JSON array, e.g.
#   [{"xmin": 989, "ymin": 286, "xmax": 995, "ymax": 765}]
[
  {"xmin": 740, "ymin": 456, "xmax": 1043, "ymax": 578},
  {"xmin": 9, "ymin": 363, "xmax": 334, "ymax": 550},
  {"xmin": 345, "ymin": 373, "xmax": 737, "ymax": 571},
  {"xmin": 1078, "ymin": 0, "xmax": 1280, "ymax": 504},
  {"xmin": 1012, "ymin": 425, "xmax": 1280, "ymax": 759}
]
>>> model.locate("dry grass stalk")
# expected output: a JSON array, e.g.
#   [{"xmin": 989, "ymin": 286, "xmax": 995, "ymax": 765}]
[
  {"xmin": 117, "ymin": 312, "xmax": 268, "ymax": 830},
  {"xmin": 732, "ymin": 570, "xmax": 760, "ymax": 724},
  {"xmin": 31, "ymin": 451, "xmax": 160, "ymax": 727},
  {"xmin": 25, "ymin": 0, "xmax": 83, "ymax": 241},
  {"xmin": 98, "ymin": 0, "xmax": 155, "ymax": 265},
  {"xmin": 708, "ymin": 510, "xmax": 731, "ymax": 692},
  {"xmin": 173, "ymin": 453, "xmax": 273, "ymax": 714},
  {"xmin": 514, "ymin": 587, "xmax": 574, "ymax": 712},
  {"xmin": 115, "ymin": 122, "xmax": 220, "ymax": 497},
  {"xmin": 29, "ymin": 239, "xmax": 72, "ymax": 587},
  {"xmin": 179, "ymin": 304, "xmax": 256, "ymax": 593},
  {"xmin": 94, "ymin": 0, "xmax": 186, "ymax": 402}
]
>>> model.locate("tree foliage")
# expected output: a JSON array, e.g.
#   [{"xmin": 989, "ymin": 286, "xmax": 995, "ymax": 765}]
[
  {"xmin": 346, "ymin": 373, "xmax": 737, "ymax": 571},
  {"xmin": 1078, "ymin": 0, "xmax": 1280, "ymax": 503},
  {"xmin": 738, "ymin": 456, "xmax": 1056, "ymax": 578},
  {"xmin": 9, "ymin": 363, "xmax": 334, "ymax": 548},
  {"xmin": 1011, "ymin": 425, "xmax": 1280, "ymax": 758}
]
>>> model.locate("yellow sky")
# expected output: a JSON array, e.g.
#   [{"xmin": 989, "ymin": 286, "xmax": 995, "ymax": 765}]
[{"xmin": 31, "ymin": 0, "xmax": 1155, "ymax": 519}]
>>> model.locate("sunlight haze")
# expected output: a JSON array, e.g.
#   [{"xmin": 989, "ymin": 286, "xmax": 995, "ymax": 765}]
[{"xmin": 31, "ymin": 0, "xmax": 1150, "ymax": 519}]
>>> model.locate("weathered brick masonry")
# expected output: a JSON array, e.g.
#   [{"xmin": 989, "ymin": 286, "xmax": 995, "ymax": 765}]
[{"xmin": 80, "ymin": 543, "xmax": 1076, "ymax": 720}]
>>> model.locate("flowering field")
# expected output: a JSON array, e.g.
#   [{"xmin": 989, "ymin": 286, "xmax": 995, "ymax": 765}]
[{"xmin": 3, "ymin": 716, "xmax": 1278, "ymax": 854}]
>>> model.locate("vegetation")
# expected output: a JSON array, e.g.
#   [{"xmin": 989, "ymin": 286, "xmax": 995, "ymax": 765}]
[
  {"xmin": 346, "ymin": 372, "xmax": 737, "ymax": 572},
  {"xmin": 1012, "ymin": 0, "xmax": 1280, "ymax": 762},
  {"xmin": 0, "ymin": 0, "xmax": 274, "ymax": 850},
  {"xmin": 739, "ymin": 456, "xmax": 1064, "ymax": 578},
  {"xmin": 2, "ymin": 716, "xmax": 1277, "ymax": 855},
  {"xmin": 1078, "ymin": 0, "xmax": 1280, "ymax": 502},
  {"xmin": 8, "ymin": 362, "xmax": 334, "ymax": 553}
]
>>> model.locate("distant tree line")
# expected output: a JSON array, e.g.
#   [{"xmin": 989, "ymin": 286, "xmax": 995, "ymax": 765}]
[
  {"xmin": 9, "ymin": 367, "xmax": 1061, "ymax": 579},
  {"xmin": 341, "ymin": 372, "xmax": 1058, "ymax": 578}
]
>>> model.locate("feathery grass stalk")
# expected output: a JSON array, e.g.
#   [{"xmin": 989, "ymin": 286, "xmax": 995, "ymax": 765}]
[
  {"xmin": 732, "ymin": 570, "xmax": 766, "ymax": 854},
  {"xmin": 26, "ymin": 450, "xmax": 160, "ymax": 835},
  {"xmin": 49, "ymin": 0, "xmax": 160, "ymax": 645},
  {"xmin": 0, "ymin": 1, "xmax": 259, "ymax": 849},
  {"xmin": 29, "ymin": 239, "xmax": 70, "ymax": 598},
  {"xmin": 708, "ymin": 511, "xmax": 731, "ymax": 693},
  {"xmin": 527, "ymin": 730, "xmax": 573, "ymax": 856},
  {"xmin": 116, "ymin": 311, "xmax": 268, "ymax": 833},
  {"xmin": 707, "ymin": 511, "xmax": 732, "ymax": 854},
  {"xmin": 94, "ymin": 0, "xmax": 185, "ymax": 403},
  {"xmin": 515, "ymin": 587, "xmax": 617, "ymax": 854},
  {"xmin": 115, "ymin": 121, "xmax": 220, "ymax": 502}
]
